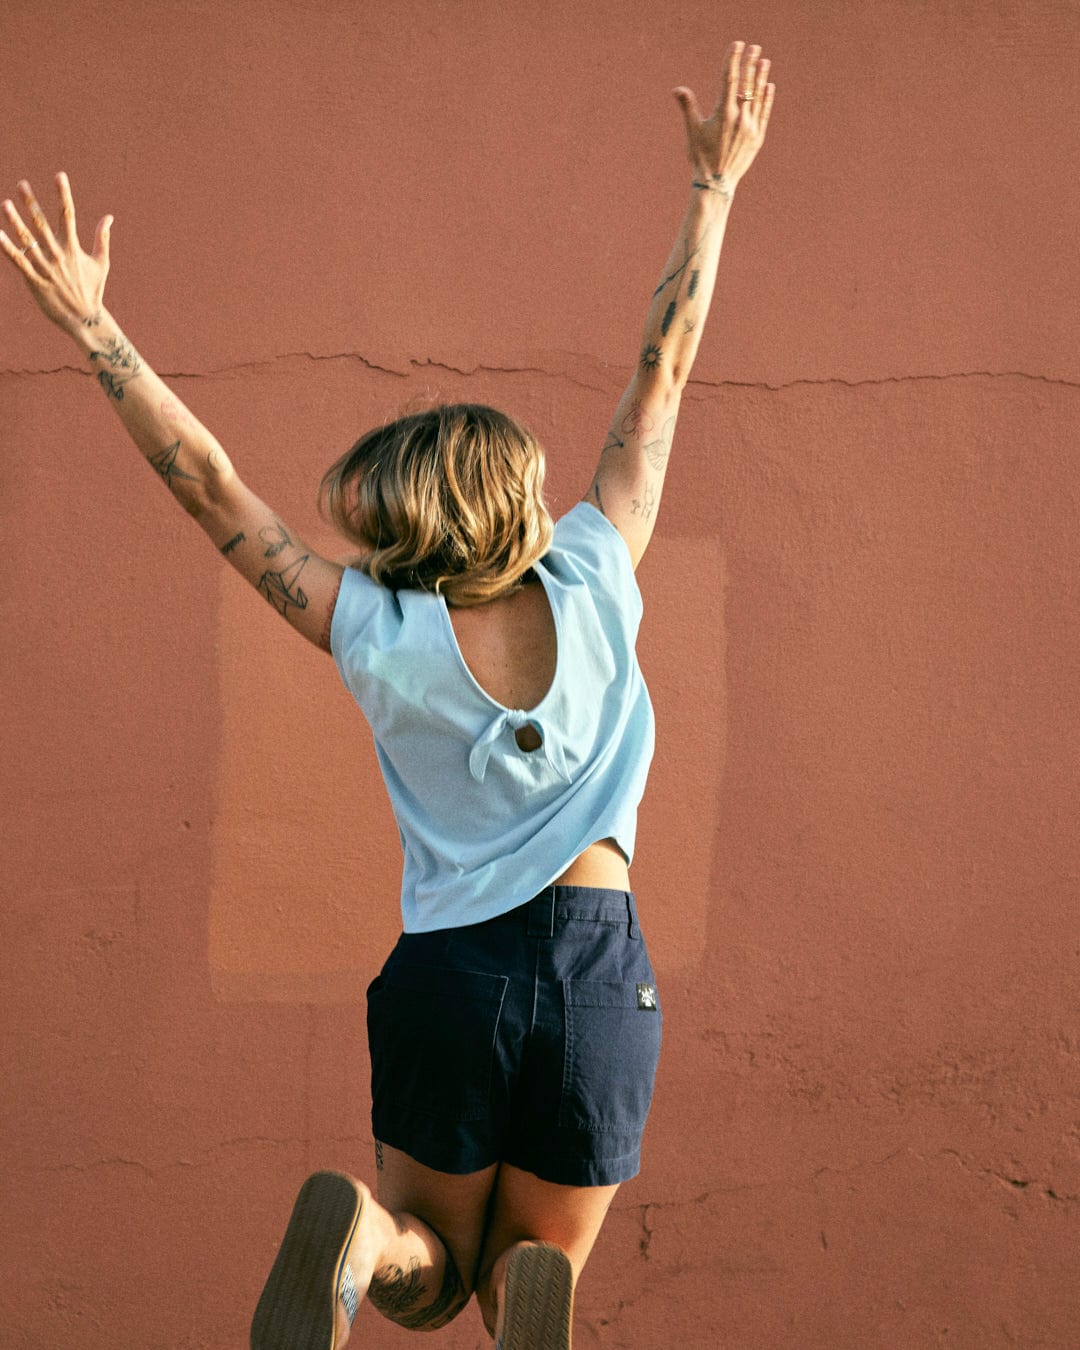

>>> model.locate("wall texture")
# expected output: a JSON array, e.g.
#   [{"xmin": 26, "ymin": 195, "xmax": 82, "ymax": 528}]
[{"xmin": 2, "ymin": 2, "xmax": 1078, "ymax": 1347}]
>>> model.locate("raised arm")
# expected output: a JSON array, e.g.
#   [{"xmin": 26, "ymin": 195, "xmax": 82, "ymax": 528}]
[
  {"xmin": 1, "ymin": 175, "xmax": 343, "ymax": 651},
  {"xmin": 586, "ymin": 41, "xmax": 775, "ymax": 567}
]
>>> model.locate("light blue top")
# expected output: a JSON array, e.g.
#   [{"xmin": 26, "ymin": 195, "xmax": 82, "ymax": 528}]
[{"xmin": 330, "ymin": 500, "xmax": 655, "ymax": 932}]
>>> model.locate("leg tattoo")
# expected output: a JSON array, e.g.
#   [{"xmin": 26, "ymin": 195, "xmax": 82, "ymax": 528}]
[{"xmin": 368, "ymin": 1246, "xmax": 467, "ymax": 1331}]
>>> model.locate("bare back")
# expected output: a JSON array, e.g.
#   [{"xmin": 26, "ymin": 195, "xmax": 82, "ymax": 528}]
[
  {"xmin": 447, "ymin": 576, "xmax": 630, "ymax": 890},
  {"xmin": 447, "ymin": 576, "xmax": 557, "ymax": 721}
]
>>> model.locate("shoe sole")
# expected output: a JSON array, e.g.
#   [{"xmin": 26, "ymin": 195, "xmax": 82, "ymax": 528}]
[
  {"xmin": 497, "ymin": 1243, "xmax": 574, "ymax": 1350},
  {"xmin": 251, "ymin": 1171, "xmax": 362, "ymax": 1350}
]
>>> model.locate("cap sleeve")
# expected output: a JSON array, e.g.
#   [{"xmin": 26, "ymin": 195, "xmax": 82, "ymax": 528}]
[
  {"xmin": 329, "ymin": 565, "xmax": 395, "ymax": 699},
  {"xmin": 548, "ymin": 502, "xmax": 644, "ymax": 630}
]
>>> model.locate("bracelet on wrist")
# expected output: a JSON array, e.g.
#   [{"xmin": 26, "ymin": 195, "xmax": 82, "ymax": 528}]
[{"xmin": 692, "ymin": 174, "xmax": 734, "ymax": 203}]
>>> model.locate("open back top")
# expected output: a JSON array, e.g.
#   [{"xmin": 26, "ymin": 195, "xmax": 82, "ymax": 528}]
[{"xmin": 330, "ymin": 501, "xmax": 655, "ymax": 932}]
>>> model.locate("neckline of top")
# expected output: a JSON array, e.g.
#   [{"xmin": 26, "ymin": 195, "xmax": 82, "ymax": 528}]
[{"xmin": 438, "ymin": 557, "xmax": 561, "ymax": 716}]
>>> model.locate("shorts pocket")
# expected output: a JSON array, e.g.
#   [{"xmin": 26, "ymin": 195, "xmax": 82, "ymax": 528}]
[
  {"xmin": 558, "ymin": 979, "xmax": 662, "ymax": 1134},
  {"xmin": 367, "ymin": 964, "xmax": 508, "ymax": 1123}
]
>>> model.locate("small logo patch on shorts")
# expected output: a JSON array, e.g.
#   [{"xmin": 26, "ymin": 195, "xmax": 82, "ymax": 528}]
[{"xmin": 636, "ymin": 982, "xmax": 658, "ymax": 1011}]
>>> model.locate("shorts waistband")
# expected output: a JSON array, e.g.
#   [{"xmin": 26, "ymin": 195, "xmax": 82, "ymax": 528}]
[{"xmin": 507, "ymin": 886, "xmax": 639, "ymax": 940}]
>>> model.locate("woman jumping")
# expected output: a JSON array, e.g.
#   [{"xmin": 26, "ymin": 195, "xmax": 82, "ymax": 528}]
[{"xmin": 2, "ymin": 40, "xmax": 774, "ymax": 1350}]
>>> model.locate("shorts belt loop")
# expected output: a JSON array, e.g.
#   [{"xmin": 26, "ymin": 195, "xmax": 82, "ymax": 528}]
[
  {"xmin": 527, "ymin": 887, "xmax": 556, "ymax": 939},
  {"xmin": 626, "ymin": 892, "xmax": 639, "ymax": 940}
]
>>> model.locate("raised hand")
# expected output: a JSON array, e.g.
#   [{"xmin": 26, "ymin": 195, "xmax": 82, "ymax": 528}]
[
  {"xmin": 1, "ymin": 174, "xmax": 112, "ymax": 336},
  {"xmin": 585, "ymin": 40, "xmax": 778, "ymax": 567},
  {"xmin": 673, "ymin": 41, "xmax": 775, "ymax": 200}
]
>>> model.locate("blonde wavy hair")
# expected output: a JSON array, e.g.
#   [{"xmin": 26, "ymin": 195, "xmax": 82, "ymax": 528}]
[{"xmin": 319, "ymin": 404, "xmax": 555, "ymax": 607}]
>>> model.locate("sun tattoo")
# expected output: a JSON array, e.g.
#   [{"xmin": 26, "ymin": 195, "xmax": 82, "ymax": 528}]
[{"xmin": 640, "ymin": 344, "xmax": 662, "ymax": 372}]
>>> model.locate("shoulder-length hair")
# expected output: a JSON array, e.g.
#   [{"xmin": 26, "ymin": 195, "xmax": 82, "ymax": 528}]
[{"xmin": 318, "ymin": 404, "xmax": 554, "ymax": 607}]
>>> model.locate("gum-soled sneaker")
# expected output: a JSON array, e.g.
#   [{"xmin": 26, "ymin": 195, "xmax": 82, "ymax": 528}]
[
  {"xmin": 496, "ymin": 1243, "xmax": 573, "ymax": 1350},
  {"xmin": 251, "ymin": 1171, "xmax": 363, "ymax": 1350}
]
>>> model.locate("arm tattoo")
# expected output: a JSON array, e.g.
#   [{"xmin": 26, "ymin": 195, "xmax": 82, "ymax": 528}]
[
  {"xmin": 220, "ymin": 532, "xmax": 245, "ymax": 556},
  {"xmin": 631, "ymin": 480, "xmax": 657, "ymax": 521},
  {"xmin": 652, "ymin": 235, "xmax": 705, "ymax": 299},
  {"xmin": 90, "ymin": 336, "xmax": 142, "ymax": 399},
  {"xmin": 96, "ymin": 370, "xmax": 129, "ymax": 401},
  {"xmin": 160, "ymin": 396, "xmax": 196, "ymax": 427},
  {"xmin": 149, "ymin": 440, "xmax": 199, "ymax": 489},
  {"xmin": 621, "ymin": 401, "xmax": 654, "ymax": 438},
  {"xmin": 591, "ymin": 480, "xmax": 607, "ymax": 517},
  {"xmin": 91, "ymin": 334, "xmax": 141, "ymax": 372},
  {"xmin": 258, "ymin": 553, "xmax": 310, "ymax": 616},
  {"xmin": 259, "ymin": 522, "xmax": 293, "ymax": 558},
  {"xmin": 643, "ymin": 416, "xmax": 676, "ymax": 471},
  {"xmin": 645, "ymin": 233, "xmax": 709, "ymax": 363}
]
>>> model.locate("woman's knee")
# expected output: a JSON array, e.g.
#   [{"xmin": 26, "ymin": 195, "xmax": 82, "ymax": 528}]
[{"xmin": 368, "ymin": 1229, "xmax": 472, "ymax": 1331}]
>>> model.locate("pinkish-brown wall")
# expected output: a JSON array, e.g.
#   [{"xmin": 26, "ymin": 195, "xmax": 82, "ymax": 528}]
[{"xmin": 2, "ymin": 2, "xmax": 1078, "ymax": 1347}]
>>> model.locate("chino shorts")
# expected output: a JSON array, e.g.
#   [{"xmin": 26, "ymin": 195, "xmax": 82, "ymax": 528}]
[{"xmin": 366, "ymin": 886, "xmax": 662, "ymax": 1187}]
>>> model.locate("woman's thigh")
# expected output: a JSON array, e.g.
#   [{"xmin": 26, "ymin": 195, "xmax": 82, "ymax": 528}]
[
  {"xmin": 375, "ymin": 1140, "xmax": 500, "ymax": 1290},
  {"xmin": 477, "ymin": 1164, "xmax": 620, "ymax": 1284}
]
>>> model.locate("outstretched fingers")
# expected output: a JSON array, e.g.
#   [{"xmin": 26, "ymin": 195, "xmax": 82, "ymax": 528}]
[
  {"xmin": 723, "ymin": 40, "xmax": 747, "ymax": 117},
  {"xmin": 56, "ymin": 171, "xmax": 79, "ymax": 249},
  {"xmin": 724, "ymin": 42, "xmax": 776, "ymax": 147},
  {"xmin": 90, "ymin": 211, "xmax": 112, "ymax": 268},
  {"xmin": 754, "ymin": 58, "xmax": 771, "ymax": 106},
  {"xmin": 0, "ymin": 197, "xmax": 47, "ymax": 280},
  {"xmin": 741, "ymin": 57, "xmax": 771, "ymax": 137},
  {"xmin": 740, "ymin": 45, "xmax": 762, "ymax": 101},
  {"xmin": 2, "ymin": 172, "xmax": 112, "ymax": 331},
  {"xmin": 672, "ymin": 85, "xmax": 701, "ymax": 130},
  {"xmin": 17, "ymin": 180, "xmax": 62, "ymax": 263},
  {"xmin": 0, "ymin": 227, "xmax": 34, "ymax": 277},
  {"xmin": 54, "ymin": 171, "xmax": 110, "ymax": 266},
  {"xmin": 759, "ymin": 81, "xmax": 776, "ymax": 138}
]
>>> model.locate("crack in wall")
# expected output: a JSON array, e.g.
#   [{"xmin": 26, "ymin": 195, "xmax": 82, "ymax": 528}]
[
  {"xmin": 615, "ymin": 1146, "xmax": 1079, "ymax": 1235},
  {"xmin": 939, "ymin": 1148, "xmax": 1078, "ymax": 1204},
  {"xmin": 2, "ymin": 358, "xmax": 1078, "ymax": 393},
  {"xmin": 31, "ymin": 1156, "xmax": 158, "ymax": 1178},
  {"xmin": 20, "ymin": 1132, "xmax": 369, "ymax": 1180},
  {"xmin": 811, "ymin": 1148, "xmax": 906, "ymax": 1181},
  {"xmin": 698, "ymin": 369, "xmax": 1080, "ymax": 394}
]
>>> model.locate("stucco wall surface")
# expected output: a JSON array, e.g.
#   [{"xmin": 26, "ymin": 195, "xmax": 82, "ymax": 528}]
[{"xmin": 2, "ymin": 2, "xmax": 1078, "ymax": 1347}]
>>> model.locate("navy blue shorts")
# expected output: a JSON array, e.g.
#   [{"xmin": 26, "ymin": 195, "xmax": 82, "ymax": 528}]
[{"xmin": 366, "ymin": 886, "xmax": 662, "ymax": 1187}]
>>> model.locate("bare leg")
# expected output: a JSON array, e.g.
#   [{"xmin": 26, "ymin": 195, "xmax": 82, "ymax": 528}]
[
  {"xmin": 333, "ymin": 1177, "xmax": 475, "ymax": 1342},
  {"xmin": 356, "ymin": 1143, "xmax": 500, "ymax": 1337},
  {"xmin": 254, "ymin": 1155, "xmax": 499, "ymax": 1349},
  {"xmin": 474, "ymin": 1164, "xmax": 620, "ymax": 1339}
]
